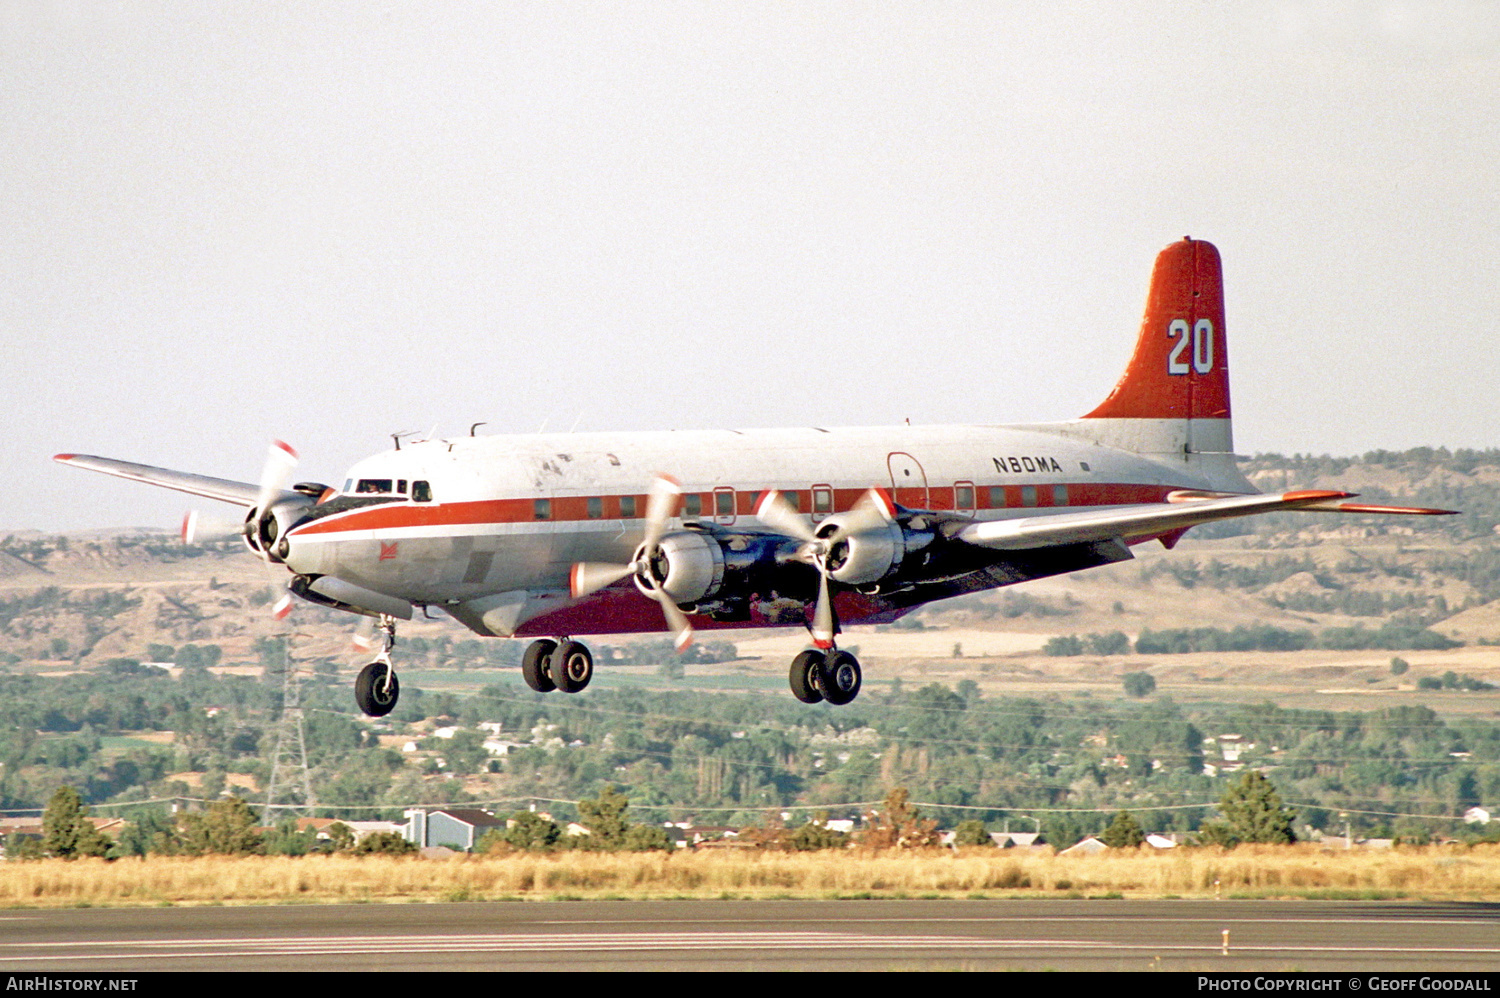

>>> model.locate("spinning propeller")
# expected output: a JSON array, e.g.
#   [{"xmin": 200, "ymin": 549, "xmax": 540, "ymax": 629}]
[
  {"xmin": 753, "ymin": 487, "xmax": 896, "ymax": 648},
  {"xmin": 568, "ymin": 475, "xmax": 696, "ymax": 650}
]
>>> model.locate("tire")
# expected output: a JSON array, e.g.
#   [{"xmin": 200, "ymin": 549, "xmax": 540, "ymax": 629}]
[
  {"xmin": 818, "ymin": 650, "xmax": 862, "ymax": 705},
  {"xmin": 789, "ymin": 649, "xmax": 825, "ymax": 704},
  {"xmin": 521, "ymin": 639, "xmax": 558, "ymax": 693},
  {"xmin": 550, "ymin": 640, "xmax": 593, "ymax": 693},
  {"xmin": 355, "ymin": 661, "xmax": 400, "ymax": 717}
]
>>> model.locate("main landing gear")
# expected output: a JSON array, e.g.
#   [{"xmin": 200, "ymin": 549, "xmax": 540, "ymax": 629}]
[
  {"xmin": 354, "ymin": 615, "xmax": 401, "ymax": 717},
  {"xmin": 788, "ymin": 647, "xmax": 863, "ymax": 706},
  {"xmin": 520, "ymin": 638, "xmax": 595, "ymax": 694}
]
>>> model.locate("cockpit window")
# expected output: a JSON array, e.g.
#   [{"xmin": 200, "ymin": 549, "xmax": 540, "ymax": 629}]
[
  {"xmin": 412, "ymin": 481, "xmax": 432, "ymax": 502},
  {"xmin": 356, "ymin": 479, "xmax": 394, "ymax": 494}
]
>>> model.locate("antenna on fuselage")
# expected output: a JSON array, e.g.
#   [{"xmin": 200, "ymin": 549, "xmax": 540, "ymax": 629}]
[
  {"xmin": 391, "ymin": 431, "xmax": 416, "ymax": 451},
  {"xmin": 470, "ymin": 422, "xmax": 487, "ymax": 436}
]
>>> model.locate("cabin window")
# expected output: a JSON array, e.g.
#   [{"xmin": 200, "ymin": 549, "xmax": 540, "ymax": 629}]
[
  {"xmin": 812, "ymin": 487, "xmax": 833, "ymax": 515},
  {"xmin": 955, "ymin": 484, "xmax": 975, "ymax": 511},
  {"xmin": 356, "ymin": 479, "xmax": 393, "ymax": 494},
  {"xmin": 684, "ymin": 494, "xmax": 703, "ymax": 517},
  {"xmin": 783, "ymin": 491, "xmax": 800, "ymax": 512},
  {"xmin": 412, "ymin": 481, "xmax": 432, "ymax": 503},
  {"xmin": 1053, "ymin": 484, "xmax": 1069, "ymax": 506},
  {"xmin": 988, "ymin": 485, "xmax": 1005, "ymax": 508},
  {"xmin": 620, "ymin": 495, "xmax": 638, "ymax": 518},
  {"xmin": 587, "ymin": 496, "xmax": 603, "ymax": 519},
  {"xmin": 533, "ymin": 498, "xmax": 551, "ymax": 521},
  {"xmin": 715, "ymin": 491, "xmax": 734, "ymax": 516},
  {"xmin": 1021, "ymin": 485, "xmax": 1038, "ymax": 507}
]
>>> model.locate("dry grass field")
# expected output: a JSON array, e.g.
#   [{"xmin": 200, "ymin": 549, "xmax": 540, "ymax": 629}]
[{"xmin": 6, "ymin": 845, "xmax": 1500, "ymax": 907}]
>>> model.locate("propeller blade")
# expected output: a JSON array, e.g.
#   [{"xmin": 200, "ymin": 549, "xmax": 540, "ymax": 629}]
[
  {"xmin": 810, "ymin": 566, "xmax": 836, "ymax": 650},
  {"xmin": 181, "ymin": 510, "xmax": 244, "ymax": 545},
  {"xmin": 256, "ymin": 439, "xmax": 300, "ymax": 512},
  {"xmin": 271, "ymin": 590, "xmax": 294, "ymax": 620},
  {"xmin": 640, "ymin": 474, "xmax": 681, "ymax": 552},
  {"xmin": 654, "ymin": 592, "xmax": 694, "ymax": 651},
  {"xmin": 840, "ymin": 488, "xmax": 896, "ymax": 533},
  {"xmin": 570, "ymin": 561, "xmax": 635, "ymax": 599},
  {"xmin": 754, "ymin": 489, "xmax": 818, "ymax": 543},
  {"xmin": 351, "ymin": 616, "xmax": 377, "ymax": 653}
]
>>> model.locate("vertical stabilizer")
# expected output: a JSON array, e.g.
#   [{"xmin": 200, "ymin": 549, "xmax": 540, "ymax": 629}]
[
  {"xmin": 1085, "ymin": 237, "xmax": 1230, "ymax": 424},
  {"xmin": 1074, "ymin": 238, "xmax": 1235, "ymax": 472}
]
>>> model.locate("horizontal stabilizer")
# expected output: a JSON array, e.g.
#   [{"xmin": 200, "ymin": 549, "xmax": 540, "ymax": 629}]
[
  {"xmin": 1287, "ymin": 499, "xmax": 1459, "ymax": 516},
  {"xmin": 956, "ymin": 489, "xmax": 1356, "ymax": 551},
  {"xmin": 54, "ymin": 453, "xmax": 264, "ymax": 507}
]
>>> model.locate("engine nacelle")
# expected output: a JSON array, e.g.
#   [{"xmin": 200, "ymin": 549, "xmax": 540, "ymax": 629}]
[
  {"xmin": 635, "ymin": 530, "xmax": 726, "ymax": 604},
  {"xmin": 819, "ymin": 515, "xmax": 906, "ymax": 586},
  {"xmin": 245, "ymin": 496, "xmax": 316, "ymax": 563}
]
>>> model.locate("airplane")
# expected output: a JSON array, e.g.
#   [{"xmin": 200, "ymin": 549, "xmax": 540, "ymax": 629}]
[{"xmin": 55, "ymin": 237, "xmax": 1456, "ymax": 717}]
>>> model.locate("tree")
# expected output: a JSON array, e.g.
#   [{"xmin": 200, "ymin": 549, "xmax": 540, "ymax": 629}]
[
  {"xmin": 352, "ymin": 831, "xmax": 416, "ymax": 855},
  {"xmin": 1122, "ymin": 671, "xmax": 1157, "ymax": 698},
  {"xmin": 953, "ymin": 819, "xmax": 994, "ymax": 847},
  {"xmin": 41, "ymin": 786, "xmax": 110, "ymax": 859},
  {"xmin": 1101, "ymin": 810, "xmax": 1146, "ymax": 848},
  {"xmin": 176, "ymin": 796, "xmax": 263, "ymax": 855},
  {"xmin": 576, "ymin": 786, "xmax": 632, "ymax": 849},
  {"xmin": 859, "ymin": 787, "xmax": 941, "ymax": 849},
  {"xmin": 1199, "ymin": 772, "xmax": 1297, "ymax": 847},
  {"xmin": 500, "ymin": 810, "xmax": 561, "ymax": 851}
]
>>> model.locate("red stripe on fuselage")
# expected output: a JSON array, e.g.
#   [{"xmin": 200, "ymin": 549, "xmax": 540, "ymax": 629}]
[{"xmin": 288, "ymin": 483, "xmax": 1184, "ymax": 537}]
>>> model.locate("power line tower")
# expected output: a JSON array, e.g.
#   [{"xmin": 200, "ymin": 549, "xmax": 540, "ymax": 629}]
[{"xmin": 262, "ymin": 632, "xmax": 315, "ymax": 825}]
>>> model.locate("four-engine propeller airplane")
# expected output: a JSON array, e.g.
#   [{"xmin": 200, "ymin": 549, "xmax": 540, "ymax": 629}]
[{"xmin": 56, "ymin": 238, "xmax": 1455, "ymax": 716}]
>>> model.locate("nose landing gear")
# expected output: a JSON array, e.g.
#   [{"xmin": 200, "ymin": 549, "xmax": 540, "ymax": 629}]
[{"xmin": 354, "ymin": 616, "xmax": 401, "ymax": 717}]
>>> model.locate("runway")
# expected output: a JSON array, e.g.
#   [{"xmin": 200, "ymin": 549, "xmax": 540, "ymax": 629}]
[{"xmin": 2, "ymin": 899, "xmax": 1498, "ymax": 972}]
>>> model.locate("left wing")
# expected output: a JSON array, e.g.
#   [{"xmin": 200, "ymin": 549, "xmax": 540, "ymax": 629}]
[
  {"xmin": 955, "ymin": 489, "xmax": 1455, "ymax": 552},
  {"xmin": 54, "ymin": 453, "xmax": 266, "ymax": 507}
]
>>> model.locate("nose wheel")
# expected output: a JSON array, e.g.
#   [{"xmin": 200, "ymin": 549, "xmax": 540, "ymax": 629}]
[
  {"xmin": 353, "ymin": 615, "xmax": 401, "ymax": 717},
  {"xmin": 521, "ymin": 638, "xmax": 594, "ymax": 694}
]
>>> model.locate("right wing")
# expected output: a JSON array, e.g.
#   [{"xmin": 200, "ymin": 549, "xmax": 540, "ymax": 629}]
[
  {"xmin": 53, "ymin": 453, "xmax": 263, "ymax": 507},
  {"xmin": 955, "ymin": 489, "xmax": 1372, "ymax": 551}
]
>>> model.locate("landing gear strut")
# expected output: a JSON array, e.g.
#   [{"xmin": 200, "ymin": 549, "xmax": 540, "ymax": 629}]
[
  {"xmin": 354, "ymin": 615, "xmax": 400, "ymax": 717},
  {"xmin": 787, "ymin": 647, "xmax": 863, "ymax": 706},
  {"xmin": 521, "ymin": 638, "xmax": 594, "ymax": 694}
]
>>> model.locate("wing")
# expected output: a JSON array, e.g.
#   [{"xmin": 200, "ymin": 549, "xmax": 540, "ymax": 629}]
[
  {"xmin": 53, "ymin": 453, "xmax": 263, "ymax": 507},
  {"xmin": 955, "ymin": 488, "xmax": 1453, "ymax": 552}
]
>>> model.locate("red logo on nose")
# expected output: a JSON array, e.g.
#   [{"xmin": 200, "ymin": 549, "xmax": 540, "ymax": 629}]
[{"xmin": 379, "ymin": 541, "xmax": 399, "ymax": 561}]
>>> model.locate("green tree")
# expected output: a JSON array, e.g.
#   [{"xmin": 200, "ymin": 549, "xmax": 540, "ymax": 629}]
[
  {"xmin": 177, "ymin": 796, "xmax": 264, "ymax": 855},
  {"xmin": 1122, "ymin": 672, "xmax": 1157, "ymax": 698},
  {"xmin": 41, "ymin": 786, "xmax": 110, "ymax": 859},
  {"xmin": 500, "ymin": 810, "xmax": 562, "ymax": 851},
  {"xmin": 1101, "ymin": 810, "xmax": 1146, "ymax": 848},
  {"xmin": 953, "ymin": 819, "xmax": 994, "ymax": 847},
  {"xmin": 1199, "ymin": 772, "xmax": 1297, "ymax": 847},
  {"xmin": 351, "ymin": 831, "xmax": 417, "ymax": 855},
  {"xmin": 576, "ymin": 786, "xmax": 632, "ymax": 849}
]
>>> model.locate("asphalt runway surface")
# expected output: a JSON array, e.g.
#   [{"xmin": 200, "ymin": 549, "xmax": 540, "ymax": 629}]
[{"xmin": 2, "ymin": 899, "xmax": 1498, "ymax": 972}]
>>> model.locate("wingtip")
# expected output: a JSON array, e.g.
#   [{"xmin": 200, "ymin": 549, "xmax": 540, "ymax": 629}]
[{"xmin": 53, "ymin": 453, "xmax": 75, "ymax": 463}]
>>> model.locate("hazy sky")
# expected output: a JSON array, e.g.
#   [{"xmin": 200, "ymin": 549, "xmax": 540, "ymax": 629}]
[{"xmin": 5, "ymin": 2, "xmax": 1498, "ymax": 532}]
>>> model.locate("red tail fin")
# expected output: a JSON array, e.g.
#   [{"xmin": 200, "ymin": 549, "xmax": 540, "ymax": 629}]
[{"xmin": 1084, "ymin": 238, "xmax": 1231, "ymax": 420}]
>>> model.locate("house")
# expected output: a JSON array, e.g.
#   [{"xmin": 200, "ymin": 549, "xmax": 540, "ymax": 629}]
[
  {"xmin": 1463, "ymin": 806, "xmax": 1490, "ymax": 825},
  {"xmin": 403, "ymin": 808, "xmax": 506, "ymax": 851},
  {"xmin": 1058, "ymin": 836, "xmax": 1108, "ymax": 855}
]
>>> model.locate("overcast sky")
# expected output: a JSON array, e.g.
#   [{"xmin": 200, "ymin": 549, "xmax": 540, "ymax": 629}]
[{"xmin": 5, "ymin": 2, "xmax": 1498, "ymax": 532}]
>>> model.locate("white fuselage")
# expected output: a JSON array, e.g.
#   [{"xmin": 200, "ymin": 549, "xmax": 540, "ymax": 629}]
[{"xmin": 281, "ymin": 418, "xmax": 1248, "ymax": 637}]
